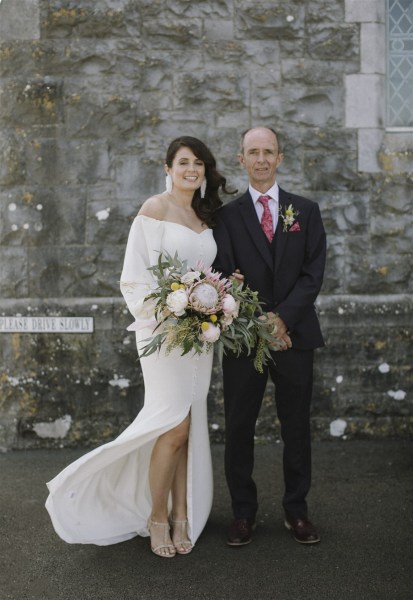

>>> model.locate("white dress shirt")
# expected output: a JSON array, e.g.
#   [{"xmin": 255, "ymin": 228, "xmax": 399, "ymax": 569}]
[{"xmin": 249, "ymin": 183, "xmax": 279, "ymax": 233}]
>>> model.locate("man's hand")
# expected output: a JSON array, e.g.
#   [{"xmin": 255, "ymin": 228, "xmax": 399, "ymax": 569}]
[
  {"xmin": 230, "ymin": 269, "xmax": 245, "ymax": 284},
  {"xmin": 267, "ymin": 313, "xmax": 292, "ymax": 351}
]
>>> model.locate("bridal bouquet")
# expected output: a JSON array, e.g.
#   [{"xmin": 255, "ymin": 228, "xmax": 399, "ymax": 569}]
[{"xmin": 138, "ymin": 252, "xmax": 280, "ymax": 372}]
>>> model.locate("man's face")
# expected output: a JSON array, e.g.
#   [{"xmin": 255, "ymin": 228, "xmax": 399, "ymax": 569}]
[{"xmin": 238, "ymin": 128, "xmax": 283, "ymax": 191}]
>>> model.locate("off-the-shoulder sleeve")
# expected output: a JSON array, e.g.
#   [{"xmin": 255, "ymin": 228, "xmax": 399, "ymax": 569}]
[{"xmin": 120, "ymin": 215, "xmax": 164, "ymax": 323}]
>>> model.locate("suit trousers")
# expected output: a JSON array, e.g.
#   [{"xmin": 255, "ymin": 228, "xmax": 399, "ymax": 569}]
[{"xmin": 223, "ymin": 347, "xmax": 314, "ymax": 520}]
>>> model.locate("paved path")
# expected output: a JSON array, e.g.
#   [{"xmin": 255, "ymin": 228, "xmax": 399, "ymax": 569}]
[{"xmin": 1, "ymin": 441, "xmax": 412, "ymax": 600}]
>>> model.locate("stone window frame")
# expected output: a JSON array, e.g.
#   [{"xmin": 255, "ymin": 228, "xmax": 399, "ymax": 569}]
[{"xmin": 345, "ymin": 0, "xmax": 413, "ymax": 173}]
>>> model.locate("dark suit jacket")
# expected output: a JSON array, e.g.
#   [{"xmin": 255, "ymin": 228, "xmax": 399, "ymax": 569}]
[{"xmin": 213, "ymin": 188, "xmax": 326, "ymax": 350}]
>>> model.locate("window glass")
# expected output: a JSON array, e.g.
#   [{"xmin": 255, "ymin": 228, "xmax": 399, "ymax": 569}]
[{"xmin": 387, "ymin": 0, "xmax": 413, "ymax": 127}]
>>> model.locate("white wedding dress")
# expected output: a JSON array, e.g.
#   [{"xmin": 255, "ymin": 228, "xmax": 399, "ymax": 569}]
[{"xmin": 46, "ymin": 215, "xmax": 217, "ymax": 546}]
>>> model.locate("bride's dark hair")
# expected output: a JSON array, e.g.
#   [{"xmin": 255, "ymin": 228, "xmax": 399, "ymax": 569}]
[{"xmin": 165, "ymin": 136, "xmax": 234, "ymax": 227}]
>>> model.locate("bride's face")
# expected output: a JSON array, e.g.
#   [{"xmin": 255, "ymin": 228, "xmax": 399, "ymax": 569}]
[{"xmin": 166, "ymin": 147, "xmax": 205, "ymax": 194}]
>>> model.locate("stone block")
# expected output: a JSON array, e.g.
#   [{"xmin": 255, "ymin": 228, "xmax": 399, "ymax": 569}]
[
  {"xmin": 279, "ymin": 38, "xmax": 305, "ymax": 59},
  {"xmin": 345, "ymin": 253, "xmax": 412, "ymax": 294},
  {"xmin": 202, "ymin": 39, "xmax": 246, "ymax": 65},
  {"xmin": 0, "ymin": 41, "xmax": 44, "ymax": 78},
  {"xmin": 115, "ymin": 154, "xmax": 164, "ymax": 201},
  {"xmin": 345, "ymin": 74, "xmax": 385, "ymax": 128},
  {"xmin": 358, "ymin": 128, "xmax": 384, "ymax": 172},
  {"xmin": 0, "ymin": 187, "xmax": 86, "ymax": 247},
  {"xmin": 370, "ymin": 216, "xmax": 412, "ymax": 254},
  {"xmin": 40, "ymin": 2, "xmax": 129, "ymax": 39},
  {"xmin": 86, "ymin": 199, "xmax": 138, "ymax": 246},
  {"xmin": 361, "ymin": 23, "xmax": 386, "ymax": 74},
  {"xmin": 0, "ymin": 132, "xmax": 26, "ymax": 186},
  {"xmin": 0, "ymin": 246, "xmax": 28, "ymax": 297},
  {"xmin": 371, "ymin": 174, "xmax": 413, "ymax": 212},
  {"xmin": 317, "ymin": 191, "xmax": 370, "ymax": 235},
  {"xmin": 27, "ymin": 245, "xmax": 124, "ymax": 298},
  {"xmin": 64, "ymin": 92, "xmax": 143, "ymax": 141},
  {"xmin": 204, "ymin": 19, "xmax": 234, "ymax": 40},
  {"xmin": 0, "ymin": 77, "xmax": 63, "ymax": 128},
  {"xmin": 281, "ymin": 58, "xmax": 355, "ymax": 86},
  {"xmin": 175, "ymin": 72, "xmax": 250, "ymax": 112},
  {"xmin": 305, "ymin": 23, "xmax": 359, "ymax": 60},
  {"xmin": 378, "ymin": 133, "xmax": 413, "ymax": 175},
  {"xmin": 23, "ymin": 138, "xmax": 112, "ymax": 186},
  {"xmin": 138, "ymin": 0, "xmax": 231, "ymax": 20},
  {"xmin": 304, "ymin": 149, "xmax": 365, "ymax": 192},
  {"xmin": 234, "ymin": 1, "xmax": 305, "ymax": 40},
  {"xmin": 0, "ymin": 0, "xmax": 40, "ymax": 40},
  {"xmin": 345, "ymin": 0, "xmax": 385, "ymax": 23},
  {"xmin": 243, "ymin": 40, "xmax": 281, "ymax": 68},
  {"xmin": 141, "ymin": 18, "xmax": 202, "ymax": 49},
  {"xmin": 321, "ymin": 235, "xmax": 346, "ymax": 293},
  {"xmin": 306, "ymin": 0, "xmax": 344, "ymax": 23}
]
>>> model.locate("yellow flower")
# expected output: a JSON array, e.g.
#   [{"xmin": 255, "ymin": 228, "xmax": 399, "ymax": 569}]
[
  {"xmin": 171, "ymin": 282, "xmax": 180, "ymax": 291},
  {"xmin": 201, "ymin": 322, "xmax": 210, "ymax": 331},
  {"xmin": 179, "ymin": 284, "xmax": 186, "ymax": 289},
  {"xmin": 210, "ymin": 314, "xmax": 218, "ymax": 323}
]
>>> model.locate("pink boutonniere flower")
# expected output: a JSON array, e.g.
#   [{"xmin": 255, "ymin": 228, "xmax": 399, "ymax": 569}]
[{"xmin": 279, "ymin": 204, "xmax": 300, "ymax": 232}]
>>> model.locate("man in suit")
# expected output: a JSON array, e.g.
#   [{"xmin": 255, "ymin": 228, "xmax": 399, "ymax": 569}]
[{"xmin": 213, "ymin": 126, "xmax": 326, "ymax": 546}]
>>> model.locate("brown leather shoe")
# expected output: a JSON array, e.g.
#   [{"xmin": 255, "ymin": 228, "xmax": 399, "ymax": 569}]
[
  {"xmin": 227, "ymin": 518, "xmax": 256, "ymax": 546},
  {"xmin": 284, "ymin": 515, "xmax": 320, "ymax": 544}
]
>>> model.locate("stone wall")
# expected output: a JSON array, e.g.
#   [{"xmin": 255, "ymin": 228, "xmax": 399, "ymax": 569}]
[{"xmin": 0, "ymin": 0, "xmax": 412, "ymax": 450}]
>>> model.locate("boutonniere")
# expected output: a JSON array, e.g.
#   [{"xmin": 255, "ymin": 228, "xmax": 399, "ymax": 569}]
[{"xmin": 279, "ymin": 203, "xmax": 300, "ymax": 232}]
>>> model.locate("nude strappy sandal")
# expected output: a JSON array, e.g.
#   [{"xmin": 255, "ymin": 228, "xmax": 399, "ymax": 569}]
[
  {"xmin": 169, "ymin": 517, "xmax": 193, "ymax": 555},
  {"xmin": 147, "ymin": 519, "xmax": 176, "ymax": 558}
]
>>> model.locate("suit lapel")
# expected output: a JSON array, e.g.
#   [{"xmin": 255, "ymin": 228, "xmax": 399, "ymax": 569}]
[
  {"xmin": 238, "ymin": 191, "xmax": 273, "ymax": 271},
  {"xmin": 274, "ymin": 188, "xmax": 290, "ymax": 273}
]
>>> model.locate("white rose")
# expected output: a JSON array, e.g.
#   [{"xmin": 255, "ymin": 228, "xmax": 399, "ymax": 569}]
[
  {"xmin": 222, "ymin": 294, "xmax": 239, "ymax": 316},
  {"xmin": 181, "ymin": 270, "xmax": 201, "ymax": 284},
  {"xmin": 166, "ymin": 289, "xmax": 188, "ymax": 316}
]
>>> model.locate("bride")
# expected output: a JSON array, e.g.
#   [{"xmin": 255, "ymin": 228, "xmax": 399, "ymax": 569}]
[{"xmin": 46, "ymin": 136, "xmax": 231, "ymax": 558}]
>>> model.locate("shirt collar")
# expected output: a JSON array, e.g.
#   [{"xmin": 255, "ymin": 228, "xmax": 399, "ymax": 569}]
[{"xmin": 249, "ymin": 183, "xmax": 279, "ymax": 205}]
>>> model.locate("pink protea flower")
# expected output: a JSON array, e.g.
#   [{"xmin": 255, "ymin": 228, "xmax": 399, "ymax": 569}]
[{"xmin": 189, "ymin": 268, "xmax": 230, "ymax": 314}]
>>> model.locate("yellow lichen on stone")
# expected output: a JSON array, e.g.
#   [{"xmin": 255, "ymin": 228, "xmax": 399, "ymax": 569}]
[
  {"xmin": 68, "ymin": 94, "xmax": 81, "ymax": 104},
  {"xmin": 22, "ymin": 192, "xmax": 34, "ymax": 204},
  {"xmin": 51, "ymin": 8, "xmax": 85, "ymax": 21},
  {"xmin": 375, "ymin": 340, "xmax": 386, "ymax": 350},
  {"xmin": 376, "ymin": 266, "xmax": 389, "ymax": 276},
  {"xmin": 31, "ymin": 44, "xmax": 45, "ymax": 60},
  {"xmin": 0, "ymin": 46, "xmax": 13, "ymax": 60},
  {"xmin": 11, "ymin": 333, "xmax": 21, "ymax": 359}
]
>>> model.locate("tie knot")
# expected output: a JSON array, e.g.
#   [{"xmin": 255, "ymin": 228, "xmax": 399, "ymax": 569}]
[{"xmin": 258, "ymin": 195, "xmax": 271, "ymax": 207}]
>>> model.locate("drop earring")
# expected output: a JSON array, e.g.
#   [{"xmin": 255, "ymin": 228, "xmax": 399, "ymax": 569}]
[
  {"xmin": 200, "ymin": 178, "xmax": 207, "ymax": 199},
  {"xmin": 165, "ymin": 173, "xmax": 173, "ymax": 194}
]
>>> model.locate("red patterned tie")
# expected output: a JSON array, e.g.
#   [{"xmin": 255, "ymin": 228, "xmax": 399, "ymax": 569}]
[{"xmin": 258, "ymin": 195, "xmax": 274, "ymax": 242}]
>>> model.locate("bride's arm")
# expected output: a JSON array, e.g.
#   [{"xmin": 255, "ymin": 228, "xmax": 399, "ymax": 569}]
[{"xmin": 120, "ymin": 216, "xmax": 164, "ymax": 321}]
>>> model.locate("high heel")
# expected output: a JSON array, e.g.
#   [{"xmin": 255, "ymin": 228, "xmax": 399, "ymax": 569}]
[
  {"xmin": 169, "ymin": 517, "xmax": 193, "ymax": 555},
  {"xmin": 147, "ymin": 519, "xmax": 176, "ymax": 558}
]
